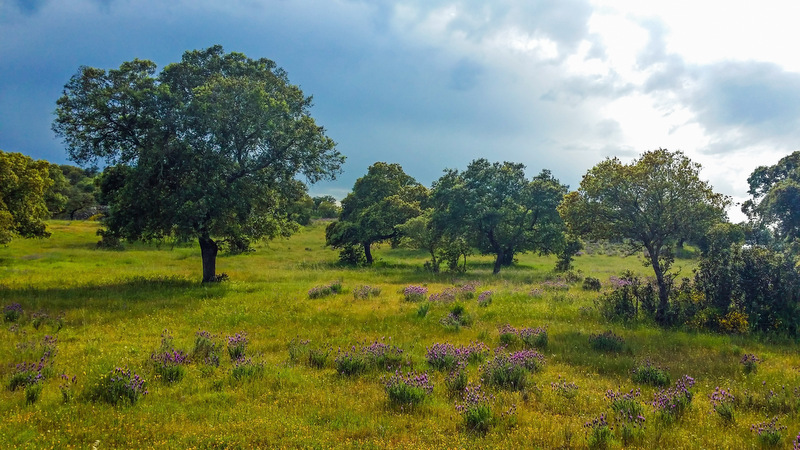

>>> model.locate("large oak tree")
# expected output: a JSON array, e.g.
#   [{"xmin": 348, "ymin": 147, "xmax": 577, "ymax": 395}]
[
  {"xmin": 431, "ymin": 159, "xmax": 567, "ymax": 274},
  {"xmin": 558, "ymin": 149, "xmax": 729, "ymax": 324},
  {"xmin": 53, "ymin": 46, "xmax": 344, "ymax": 282}
]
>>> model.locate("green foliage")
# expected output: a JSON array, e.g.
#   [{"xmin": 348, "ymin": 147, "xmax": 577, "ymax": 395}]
[
  {"xmin": 693, "ymin": 245, "xmax": 800, "ymax": 335},
  {"xmin": 53, "ymin": 45, "xmax": 344, "ymax": 282},
  {"xmin": 86, "ymin": 368, "xmax": 148, "ymax": 405},
  {"xmin": 560, "ymin": 149, "xmax": 729, "ymax": 324},
  {"xmin": 743, "ymin": 151, "xmax": 800, "ymax": 243},
  {"xmin": 46, "ymin": 164, "xmax": 99, "ymax": 220},
  {"xmin": 589, "ymin": 330, "xmax": 625, "ymax": 353},
  {"xmin": 326, "ymin": 162, "xmax": 425, "ymax": 265},
  {"xmin": 431, "ymin": 159, "xmax": 567, "ymax": 274},
  {"xmin": 631, "ymin": 359, "xmax": 670, "ymax": 387},
  {"xmin": 0, "ymin": 150, "xmax": 54, "ymax": 244},
  {"xmin": 582, "ymin": 277, "xmax": 601, "ymax": 291}
]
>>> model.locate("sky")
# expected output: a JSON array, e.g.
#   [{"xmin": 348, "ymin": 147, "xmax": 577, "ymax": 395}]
[{"xmin": 2, "ymin": 0, "xmax": 800, "ymax": 221}]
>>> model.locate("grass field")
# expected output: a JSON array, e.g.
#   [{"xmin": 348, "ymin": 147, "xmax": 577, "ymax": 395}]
[{"xmin": 1, "ymin": 221, "xmax": 799, "ymax": 448}]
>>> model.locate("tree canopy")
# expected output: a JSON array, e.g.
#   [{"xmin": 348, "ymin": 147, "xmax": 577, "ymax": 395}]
[
  {"xmin": 431, "ymin": 159, "xmax": 567, "ymax": 274},
  {"xmin": 326, "ymin": 162, "xmax": 425, "ymax": 264},
  {"xmin": 742, "ymin": 150, "xmax": 800, "ymax": 244},
  {"xmin": 53, "ymin": 45, "xmax": 344, "ymax": 281},
  {"xmin": 0, "ymin": 150, "xmax": 54, "ymax": 245},
  {"xmin": 558, "ymin": 148, "xmax": 729, "ymax": 324}
]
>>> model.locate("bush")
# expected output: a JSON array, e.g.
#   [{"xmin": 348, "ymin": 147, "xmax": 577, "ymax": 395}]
[
  {"xmin": 751, "ymin": 416, "xmax": 785, "ymax": 447},
  {"xmin": 708, "ymin": 386, "xmax": 736, "ymax": 424},
  {"xmin": 631, "ymin": 359, "xmax": 670, "ymax": 387},
  {"xmin": 353, "ymin": 285, "xmax": 381, "ymax": 299},
  {"xmin": 589, "ymin": 331, "xmax": 625, "ymax": 353},
  {"xmin": 584, "ymin": 414, "xmax": 612, "ymax": 449},
  {"xmin": 231, "ymin": 357, "xmax": 264, "ymax": 381},
  {"xmin": 456, "ymin": 383, "xmax": 495, "ymax": 434},
  {"xmin": 651, "ymin": 375, "xmax": 695, "ymax": 423},
  {"xmin": 87, "ymin": 367, "xmax": 148, "ymax": 405},
  {"xmin": 403, "ymin": 285, "xmax": 428, "ymax": 302},
  {"xmin": 226, "ymin": 332, "xmax": 248, "ymax": 361},
  {"xmin": 192, "ymin": 330, "xmax": 221, "ymax": 366},
  {"xmin": 381, "ymin": 370, "xmax": 433, "ymax": 407},
  {"xmin": 582, "ymin": 277, "xmax": 602, "ymax": 291},
  {"xmin": 3, "ymin": 303, "xmax": 22, "ymax": 323}
]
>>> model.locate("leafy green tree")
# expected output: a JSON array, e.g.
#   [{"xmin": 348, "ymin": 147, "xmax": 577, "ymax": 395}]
[
  {"xmin": 325, "ymin": 162, "xmax": 425, "ymax": 265},
  {"xmin": 312, "ymin": 195, "xmax": 340, "ymax": 219},
  {"xmin": 431, "ymin": 159, "xmax": 567, "ymax": 274},
  {"xmin": 742, "ymin": 151, "xmax": 800, "ymax": 244},
  {"xmin": 559, "ymin": 149, "xmax": 729, "ymax": 324},
  {"xmin": 0, "ymin": 150, "xmax": 54, "ymax": 244},
  {"xmin": 46, "ymin": 164, "xmax": 99, "ymax": 220},
  {"xmin": 53, "ymin": 46, "xmax": 343, "ymax": 282}
]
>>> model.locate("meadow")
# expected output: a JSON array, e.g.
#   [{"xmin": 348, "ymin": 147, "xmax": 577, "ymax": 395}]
[{"xmin": 1, "ymin": 220, "xmax": 799, "ymax": 449}]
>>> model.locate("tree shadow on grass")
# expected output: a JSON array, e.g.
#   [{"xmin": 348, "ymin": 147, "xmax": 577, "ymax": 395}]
[{"xmin": 0, "ymin": 275, "xmax": 227, "ymax": 316}]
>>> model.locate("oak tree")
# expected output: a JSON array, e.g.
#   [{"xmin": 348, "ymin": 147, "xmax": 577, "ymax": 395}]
[
  {"xmin": 559, "ymin": 149, "xmax": 729, "ymax": 324},
  {"xmin": 53, "ymin": 46, "xmax": 344, "ymax": 281}
]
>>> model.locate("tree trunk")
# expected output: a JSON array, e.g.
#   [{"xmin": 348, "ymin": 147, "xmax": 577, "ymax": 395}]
[
  {"xmin": 648, "ymin": 247, "xmax": 670, "ymax": 324},
  {"xmin": 501, "ymin": 248, "xmax": 514, "ymax": 266},
  {"xmin": 199, "ymin": 235, "xmax": 218, "ymax": 283},
  {"xmin": 493, "ymin": 249, "xmax": 503, "ymax": 275},
  {"xmin": 363, "ymin": 242, "xmax": 373, "ymax": 265}
]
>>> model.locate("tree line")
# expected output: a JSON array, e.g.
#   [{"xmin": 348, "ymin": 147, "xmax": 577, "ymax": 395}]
[{"xmin": 1, "ymin": 46, "xmax": 799, "ymax": 332}]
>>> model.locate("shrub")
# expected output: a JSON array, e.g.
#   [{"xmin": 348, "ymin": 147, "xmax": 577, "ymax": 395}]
[
  {"xmin": 444, "ymin": 362, "xmax": 469, "ymax": 397},
  {"xmin": 226, "ymin": 332, "xmax": 248, "ymax": 361},
  {"xmin": 335, "ymin": 339, "xmax": 404, "ymax": 375},
  {"xmin": 308, "ymin": 281, "xmax": 342, "ymax": 299},
  {"xmin": 151, "ymin": 349, "xmax": 189, "ymax": 383},
  {"xmin": 193, "ymin": 330, "xmax": 221, "ymax": 366},
  {"xmin": 430, "ymin": 288, "xmax": 457, "ymax": 303},
  {"xmin": 307, "ymin": 348, "xmax": 330, "ymax": 369},
  {"xmin": 31, "ymin": 311, "xmax": 48, "ymax": 330},
  {"xmin": 481, "ymin": 350, "xmax": 545, "ymax": 391},
  {"xmin": 231, "ymin": 357, "xmax": 265, "ymax": 381},
  {"xmin": 584, "ymin": 414, "xmax": 612, "ymax": 449},
  {"xmin": 518, "ymin": 327, "xmax": 548, "ymax": 349},
  {"xmin": 8, "ymin": 361, "xmax": 46, "ymax": 391},
  {"xmin": 25, "ymin": 380, "xmax": 43, "ymax": 405},
  {"xmin": 353, "ymin": 285, "xmax": 381, "ymax": 299},
  {"xmin": 589, "ymin": 331, "xmax": 625, "ymax": 353},
  {"xmin": 751, "ymin": 417, "xmax": 785, "ymax": 447},
  {"xmin": 416, "ymin": 303, "xmax": 430, "ymax": 318},
  {"xmin": 551, "ymin": 376, "xmax": 579, "ymax": 399},
  {"xmin": 456, "ymin": 383, "xmax": 495, "ymax": 434},
  {"xmin": 708, "ymin": 386, "xmax": 736, "ymax": 424},
  {"xmin": 87, "ymin": 367, "xmax": 148, "ymax": 405},
  {"xmin": 606, "ymin": 388, "xmax": 644, "ymax": 418},
  {"xmin": 335, "ymin": 348, "xmax": 368, "ymax": 376},
  {"xmin": 477, "ymin": 290, "xmax": 493, "ymax": 307},
  {"xmin": 740, "ymin": 353, "xmax": 760, "ymax": 374},
  {"xmin": 440, "ymin": 304, "xmax": 473, "ymax": 330},
  {"xmin": 498, "ymin": 324, "xmax": 547, "ymax": 349},
  {"xmin": 4, "ymin": 303, "xmax": 22, "ymax": 322},
  {"xmin": 651, "ymin": 375, "xmax": 695, "ymax": 423},
  {"xmin": 425, "ymin": 342, "xmax": 489, "ymax": 371},
  {"xmin": 631, "ymin": 359, "xmax": 671, "ymax": 387},
  {"xmin": 498, "ymin": 324, "xmax": 519, "ymax": 347},
  {"xmin": 381, "ymin": 370, "xmax": 433, "ymax": 408},
  {"xmin": 582, "ymin": 277, "xmax": 602, "ymax": 291},
  {"xmin": 403, "ymin": 285, "xmax": 428, "ymax": 302}
]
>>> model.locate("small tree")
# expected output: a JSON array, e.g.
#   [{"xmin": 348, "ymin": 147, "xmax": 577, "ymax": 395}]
[
  {"xmin": 431, "ymin": 159, "xmax": 567, "ymax": 274},
  {"xmin": 326, "ymin": 162, "xmax": 425, "ymax": 264},
  {"xmin": 0, "ymin": 150, "xmax": 54, "ymax": 244},
  {"xmin": 53, "ymin": 46, "xmax": 344, "ymax": 281},
  {"xmin": 559, "ymin": 149, "xmax": 729, "ymax": 324}
]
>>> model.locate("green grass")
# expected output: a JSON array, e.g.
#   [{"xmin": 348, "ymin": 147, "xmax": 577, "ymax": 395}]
[{"xmin": 0, "ymin": 220, "xmax": 798, "ymax": 448}]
